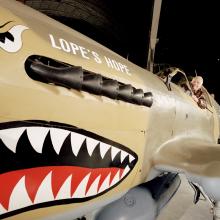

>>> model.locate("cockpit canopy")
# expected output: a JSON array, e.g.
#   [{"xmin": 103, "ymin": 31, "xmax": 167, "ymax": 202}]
[{"xmin": 156, "ymin": 67, "xmax": 213, "ymax": 109}]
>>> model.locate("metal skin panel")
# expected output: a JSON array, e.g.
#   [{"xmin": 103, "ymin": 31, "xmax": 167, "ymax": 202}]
[{"xmin": 0, "ymin": 0, "xmax": 219, "ymax": 219}]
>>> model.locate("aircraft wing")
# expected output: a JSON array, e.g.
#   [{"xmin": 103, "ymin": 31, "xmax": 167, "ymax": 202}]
[{"xmin": 154, "ymin": 138, "xmax": 220, "ymax": 177}]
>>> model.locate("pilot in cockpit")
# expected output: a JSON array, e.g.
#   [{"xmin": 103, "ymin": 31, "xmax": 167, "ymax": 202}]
[{"xmin": 190, "ymin": 76, "xmax": 206, "ymax": 109}]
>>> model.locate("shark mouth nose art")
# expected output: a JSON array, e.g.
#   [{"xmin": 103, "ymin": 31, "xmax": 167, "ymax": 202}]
[{"xmin": 0, "ymin": 121, "xmax": 138, "ymax": 218}]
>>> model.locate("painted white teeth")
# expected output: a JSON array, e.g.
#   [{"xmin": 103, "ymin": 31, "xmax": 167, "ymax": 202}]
[
  {"xmin": 100, "ymin": 143, "xmax": 111, "ymax": 159},
  {"xmin": 111, "ymin": 146, "xmax": 120, "ymax": 161},
  {"xmin": 86, "ymin": 175, "xmax": 101, "ymax": 197},
  {"xmin": 34, "ymin": 172, "xmax": 54, "ymax": 204},
  {"xmin": 110, "ymin": 170, "xmax": 121, "ymax": 187},
  {"xmin": 98, "ymin": 173, "xmax": 111, "ymax": 193},
  {"xmin": 0, "ymin": 124, "xmax": 136, "ymax": 216},
  {"xmin": 55, "ymin": 175, "xmax": 72, "ymax": 200},
  {"xmin": 0, "ymin": 204, "xmax": 6, "ymax": 214},
  {"xmin": 71, "ymin": 132, "xmax": 86, "ymax": 156},
  {"xmin": 120, "ymin": 150, "xmax": 129, "ymax": 163},
  {"xmin": 86, "ymin": 138, "xmax": 99, "ymax": 156},
  {"xmin": 129, "ymin": 155, "xmax": 135, "ymax": 163},
  {"xmin": 27, "ymin": 127, "xmax": 49, "ymax": 153},
  {"xmin": 8, "ymin": 176, "xmax": 32, "ymax": 212},
  {"xmin": 121, "ymin": 166, "xmax": 130, "ymax": 179},
  {"xmin": 0, "ymin": 127, "xmax": 26, "ymax": 153},
  {"xmin": 73, "ymin": 173, "xmax": 91, "ymax": 198},
  {"xmin": 50, "ymin": 128, "xmax": 70, "ymax": 154},
  {"xmin": 0, "ymin": 126, "xmax": 134, "ymax": 167}
]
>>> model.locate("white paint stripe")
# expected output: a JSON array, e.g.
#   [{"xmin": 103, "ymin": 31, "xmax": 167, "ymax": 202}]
[
  {"xmin": 0, "ymin": 127, "xmax": 26, "ymax": 153},
  {"xmin": 86, "ymin": 138, "xmax": 99, "ymax": 156},
  {"xmin": 34, "ymin": 172, "xmax": 54, "ymax": 204},
  {"xmin": 121, "ymin": 166, "xmax": 130, "ymax": 179},
  {"xmin": 73, "ymin": 173, "xmax": 91, "ymax": 198},
  {"xmin": 71, "ymin": 132, "xmax": 86, "ymax": 156},
  {"xmin": 111, "ymin": 146, "xmax": 120, "ymax": 161},
  {"xmin": 27, "ymin": 127, "xmax": 49, "ymax": 153},
  {"xmin": 86, "ymin": 175, "xmax": 101, "ymax": 197},
  {"xmin": 98, "ymin": 173, "xmax": 111, "ymax": 193},
  {"xmin": 9, "ymin": 176, "xmax": 32, "ymax": 211},
  {"xmin": 100, "ymin": 143, "xmax": 111, "ymax": 159},
  {"xmin": 50, "ymin": 128, "xmax": 70, "ymax": 154},
  {"xmin": 0, "ymin": 203, "xmax": 7, "ymax": 214},
  {"xmin": 55, "ymin": 175, "xmax": 72, "ymax": 200},
  {"xmin": 129, "ymin": 155, "xmax": 135, "ymax": 163},
  {"xmin": 110, "ymin": 170, "xmax": 120, "ymax": 187},
  {"xmin": 120, "ymin": 150, "xmax": 129, "ymax": 163}
]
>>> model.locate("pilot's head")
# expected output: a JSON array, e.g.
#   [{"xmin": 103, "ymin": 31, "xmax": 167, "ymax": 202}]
[{"xmin": 191, "ymin": 76, "xmax": 203, "ymax": 92}]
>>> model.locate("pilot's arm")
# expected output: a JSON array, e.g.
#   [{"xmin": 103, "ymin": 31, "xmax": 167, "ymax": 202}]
[
  {"xmin": 192, "ymin": 92, "xmax": 206, "ymax": 109},
  {"xmin": 197, "ymin": 95, "xmax": 207, "ymax": 109}
]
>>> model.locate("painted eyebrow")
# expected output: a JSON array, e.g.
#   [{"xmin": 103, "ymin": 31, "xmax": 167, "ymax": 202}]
[{"xmin": 0, "ymin": 21, "xmax": 13, "ymax": 29}]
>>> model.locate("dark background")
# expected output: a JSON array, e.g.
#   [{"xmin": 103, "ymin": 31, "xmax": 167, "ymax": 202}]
[
  {"xmin": 109, "ymin": 0, "xmax": 220, "ymax": 103},
  {"xmin": 155, "ymin": 0, "xmax": 220, "ymax": 102},
  {"xmin": 114, "ymin": 0, "xmax": 220, "ymax": 102},
  {"xmin": 23, "ymin": 0, "xmax": 220, "ymax": 102}
]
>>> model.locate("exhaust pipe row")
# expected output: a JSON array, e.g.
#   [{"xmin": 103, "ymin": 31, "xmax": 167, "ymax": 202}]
[{"xmin": 25, "ymin": 56, "xmax": 153, "ymax": 107}]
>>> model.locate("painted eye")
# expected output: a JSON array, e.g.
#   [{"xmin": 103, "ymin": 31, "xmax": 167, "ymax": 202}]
[
  {"xmin": 0, "ymin": 31, "xmax": 14, "ymax": 43},
  {"xmin": 0, "ymin": 21, "xmax": 14, "ymax": 43},
  {"xmin": 0, "ymin": 23, "xmax": 28, "ymax": 53}
]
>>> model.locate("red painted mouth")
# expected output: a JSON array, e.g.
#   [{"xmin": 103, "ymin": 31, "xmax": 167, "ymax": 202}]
[
  {"xmin": 0, "ymin": 121, "xmax": 138, "ymax": 218},
  {"xmin": 0, "ymin": 166, "xmax": 129, "ymax": 212}
]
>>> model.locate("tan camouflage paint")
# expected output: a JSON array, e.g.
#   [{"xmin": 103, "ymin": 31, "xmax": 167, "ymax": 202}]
[{"xmin": 0, "ymin": 1, "xmax": 219, "ymax": 219}]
